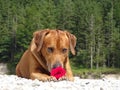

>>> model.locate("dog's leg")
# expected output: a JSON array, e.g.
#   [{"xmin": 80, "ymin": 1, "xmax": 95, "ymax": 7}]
[
  {"xmin": 16, "ymin": 65, "xmax": 21, "ymax": 77},
  {"xmin": 64, "ymin": 58, "xmax": 74, "ymax": 81},
  {"xmin": 30, "ymin": 72, "xmax": 57, "ymax": 81},
  {"xmin": 58, "ymin": 58, "xmax": 74, "ymax": 81}
]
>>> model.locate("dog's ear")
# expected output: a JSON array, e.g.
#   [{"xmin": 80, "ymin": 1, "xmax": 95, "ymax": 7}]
[
  {"xmin": 33, "ymin": 30, "xmax": 49, "ymax": 52},
  {"xmin": 65, "ymin": 31, "xmax": 77, "ymax": 55}
]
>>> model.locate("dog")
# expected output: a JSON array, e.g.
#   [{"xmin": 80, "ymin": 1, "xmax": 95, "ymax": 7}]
[{"xmin": 16, "ymin": 29, "xmax": 76, "ymax": 81}]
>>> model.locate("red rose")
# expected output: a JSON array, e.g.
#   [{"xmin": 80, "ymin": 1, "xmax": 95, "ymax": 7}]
[{"xmin": 50, "ymin": 66, "xmax": 66, "ymax": 79}]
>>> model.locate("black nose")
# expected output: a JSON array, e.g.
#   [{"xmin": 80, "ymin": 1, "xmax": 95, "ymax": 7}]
[{"xmin": 52, "ymin": 62, "xmax": 62, "ymax": 69}]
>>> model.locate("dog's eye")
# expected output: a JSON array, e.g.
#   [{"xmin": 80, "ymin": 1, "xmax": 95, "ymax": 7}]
[
  {"xmin": 62, "ymin": 48, "xmax": 67, "ymax": 53},
  {"xmin": 47, "ymin": 47, "xmax": 54, "ymax": 53}
]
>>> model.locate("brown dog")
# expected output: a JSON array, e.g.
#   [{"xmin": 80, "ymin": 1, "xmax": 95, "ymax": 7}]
[{"xmin": 16, "ymin": 29, "xmax": 76, "ymax": 81}]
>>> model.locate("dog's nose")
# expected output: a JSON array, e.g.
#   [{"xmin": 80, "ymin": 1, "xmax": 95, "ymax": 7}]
[{"xmin": 52, "ymin": 62, "xmax": 62, "ymax": 69}]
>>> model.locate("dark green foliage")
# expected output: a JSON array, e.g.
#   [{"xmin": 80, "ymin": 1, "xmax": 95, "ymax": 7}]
[{"xmin": 0, "ymin": 0, "xmax": 120, "ymax": 73}]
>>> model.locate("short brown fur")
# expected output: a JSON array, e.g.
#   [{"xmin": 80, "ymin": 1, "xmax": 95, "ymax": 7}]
[{"xmin": 16, "ymin": 29, "xmax": 76, "ymax": 81}]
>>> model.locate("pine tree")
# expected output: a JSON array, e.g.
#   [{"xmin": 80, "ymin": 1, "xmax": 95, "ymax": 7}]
[{"xmin": 56, "ymin": 0, "xmax": 75, "ymax": 30}]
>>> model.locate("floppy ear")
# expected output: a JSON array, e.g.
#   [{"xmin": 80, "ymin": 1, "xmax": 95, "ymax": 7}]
[
  {"xmin": 65, "ymin": 31, "xmax": 77, "ymax": 55},
  {"xmin": 33, "ymin": 30, "xmax": 49, "ymax": 52}
]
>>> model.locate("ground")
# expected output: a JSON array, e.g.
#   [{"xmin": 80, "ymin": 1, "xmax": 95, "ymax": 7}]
[{"xmin": 0, "ymin": 63, "xmax": 119, "ymax": 90}]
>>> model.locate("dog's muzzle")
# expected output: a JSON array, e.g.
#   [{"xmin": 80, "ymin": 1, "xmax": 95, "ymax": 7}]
[{"xmin": 52, "ymin": 61, "xmax": 62, "ymax": 69}]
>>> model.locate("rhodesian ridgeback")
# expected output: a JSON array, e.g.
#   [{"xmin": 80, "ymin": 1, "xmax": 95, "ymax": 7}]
[{"xmin": 16, "ymin": 29, "xmax": 76, "ymax": 81}]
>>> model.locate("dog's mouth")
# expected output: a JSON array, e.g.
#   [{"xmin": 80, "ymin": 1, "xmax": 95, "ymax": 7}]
[{"xmin": 47, "ymin": 62, "xmax": 63, "ymax": 72}]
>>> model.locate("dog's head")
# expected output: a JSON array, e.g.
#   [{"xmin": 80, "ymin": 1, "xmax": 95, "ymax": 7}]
[{"xmin": 33, "ymin": 29, "xmax": 76, "ymax": 72}]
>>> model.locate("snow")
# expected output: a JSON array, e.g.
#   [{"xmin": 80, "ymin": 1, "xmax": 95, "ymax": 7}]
[{"xmin": 0, "ymin": 75, "xmax": 119, "ymax": 90}]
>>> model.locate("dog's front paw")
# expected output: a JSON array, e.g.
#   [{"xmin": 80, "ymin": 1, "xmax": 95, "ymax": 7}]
[
  {"xmin": 58, "ymin": 76, "xmax": 67, "ymax": 81},
  {"xmin": 43, "ymin": 76, "xmax": 57, "ymax": 82},
  {"xmin": 67, "ymin": 76, "xmax": 74, "ymax": 81},
  {"xmin": 64, "ymin": 75, "xmax": 74, "ymax": 81},
  {"xmin": 48, "ymin": 76, "xmax": 57, "ymax": 81},
  {"xmin": 58, "ymin": 76, "xmax": 74, "ymax": 81}
]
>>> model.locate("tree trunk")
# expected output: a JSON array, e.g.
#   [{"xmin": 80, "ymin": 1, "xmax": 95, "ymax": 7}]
[
  {"xmin": 90, "ymin": 14, "xmax": 95, "ymax": 69},
  {"xmin": 90, "ymin": 46, "xmax": 93, "ymax": 69},
  {"xmin": 11, "ymin": 16, "xmax": 17, "ymax": 61}
]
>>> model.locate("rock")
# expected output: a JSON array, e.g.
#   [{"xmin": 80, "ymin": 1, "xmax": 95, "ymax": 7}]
[
  {"xmin": 0, "ymin": 63, "xmax": 9, "ymax": 74},
  {"xmin": 103, "ymin": 74, "xmax": 120, "ymax": 80}
]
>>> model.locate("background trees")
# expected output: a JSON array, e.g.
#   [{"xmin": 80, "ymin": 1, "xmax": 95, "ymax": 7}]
[{"xmin": 0, "ymin": 0, "xmax": 120, "ymax": 70}]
